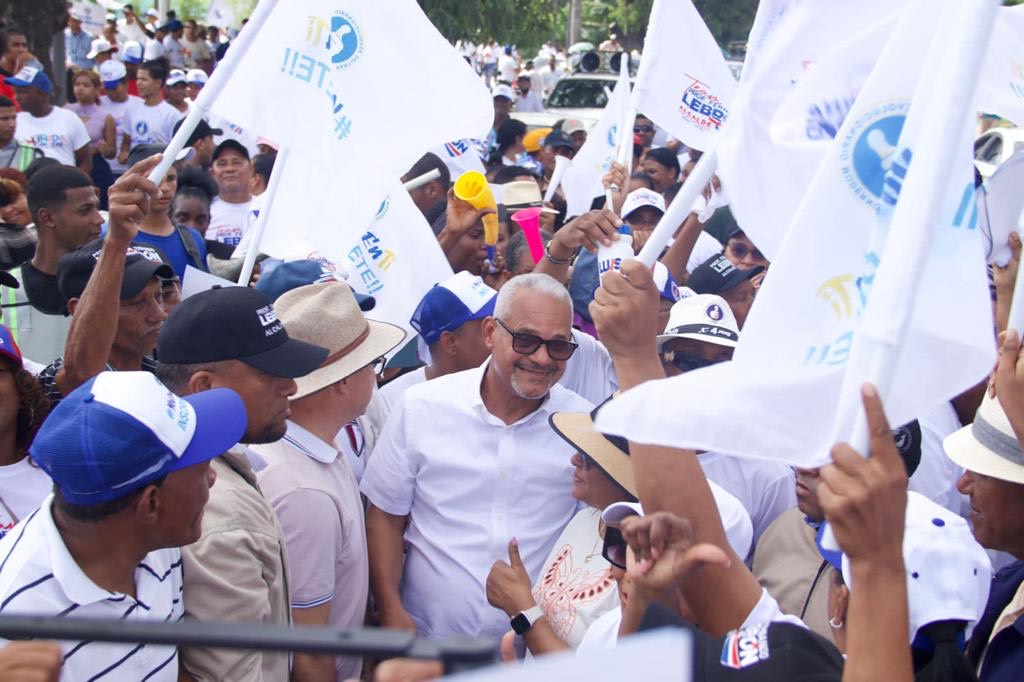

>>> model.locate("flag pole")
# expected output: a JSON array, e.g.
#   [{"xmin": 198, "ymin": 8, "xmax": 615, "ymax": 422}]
[
  {"xmin": 543, "ymin": 155, "xmax": 571, "ymax": 204},
  {"xmin": 402, "ymin": 169, "xmax": 441, "ymax": 192},
  {"xmin": 147, "ymin": 0, "xmax": 280, "ymax": 185},
  {"xmin": 605, "ymin": 54, "xmax": 633, "ymax": 211},
  {"xmin": 634, "ymin": 147, "xmax": 717, "ymax": 267},
  {"xmin": 238, "ymin": 147, "xmax": 289, "ymax": 285},
  {"xmin": 844, "ymin": 0, "xmax": 999, "ymax": 456}
]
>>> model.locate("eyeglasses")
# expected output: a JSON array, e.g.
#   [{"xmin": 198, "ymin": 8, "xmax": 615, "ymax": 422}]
[
  {"xmin": 602, "ymin": 525, "xmax": 627, "ymax": 569},
  {"xmin": 495, "ymin": 318, "xmax": 578, "ymax": 361},
  {"xmin": 660, "ymin": 350, "xmax": 724, "ymax": 373},
  {"xmin": 369, "ymin": 356, "xmax": 386, "ymax": 377},
  {"xmin": 633, "ymin": 125, "xmax": 654, "ymax": 133},
  {"xmin": 580, "ymin": 452, "xmax": 597, "ymax": 472},
  {"xmin": 727, "ymin": 242, "xmax": 765, "ymax": 263}
]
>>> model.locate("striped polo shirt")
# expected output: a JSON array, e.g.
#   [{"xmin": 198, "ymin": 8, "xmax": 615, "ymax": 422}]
[{"xmin": 0, "ymin": 495, "xmax": 183, "ymax": 681}]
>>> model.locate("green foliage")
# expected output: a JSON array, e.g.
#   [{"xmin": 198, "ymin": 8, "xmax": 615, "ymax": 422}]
[
  {"xmin": 171, "ymin": 0, "xmax": 256, "ymax": 23},
  {"xmin": 418, "ymin": 0, "xmax": 563, "ymax": 53}
]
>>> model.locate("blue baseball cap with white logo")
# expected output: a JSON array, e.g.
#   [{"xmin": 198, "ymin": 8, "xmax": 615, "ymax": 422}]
[
  {"xmin": 411, "ymin": 271, "xmax": 497, "ymax": 346},
  {"xmin": 4, "ymin": 64, "xmax": 52, "ymax": 94},
  {"xmin": 30, "ymin": 372, "xmax": 247, "ymax": 505},
  {"xmin": 255, "ymin": 259, "xmax": 375, "ymax": 310}
]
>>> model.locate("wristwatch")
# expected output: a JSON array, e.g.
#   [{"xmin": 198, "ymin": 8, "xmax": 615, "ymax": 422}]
[{"xmin": 510, "ymin": 605, "xmax": 545, "ymax": 635}]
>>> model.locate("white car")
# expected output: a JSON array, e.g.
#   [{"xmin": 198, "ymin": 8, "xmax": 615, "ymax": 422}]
[{"xmin": 974, "ymin": 127, "xmax": 1024, "ymax": 179}]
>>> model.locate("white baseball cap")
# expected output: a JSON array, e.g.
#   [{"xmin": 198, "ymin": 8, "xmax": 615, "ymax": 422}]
[
  {"xmin": 146, "ymin": 8, "xmax": 160, "ymax": 18},
  {"xmin": 492, "ymin": 84, "xmax": 515, "ymax": 100},
  {"xmin": 652, "ymin": 262, "xmax": 680, "ymax": 303},
  {"xmin": 657, "ymin": 294, "xmax": 740, "ymax": 350},
  {"xmin": 603, "ymin": 483, "xmax": 754, "ymax": 560},
  {"xmin": 167, "ymin": 69, "xmax": 187, "ymax": 86},
  {"xmin": 86, "ymin": 38, "xmax": 118, "ymax": 60},
  {"xmin": 621, "ymin": 188, "xmax": 666, "ymax": 220},
  {"xmin": 820, "ymin": 492, "xmax": 991, "ymax": 643},
  {"xmin": 122, "ymin": 41, "xmax": 143, "ymax": 63},
  {"xmin": 186, "ymin": 69, "xmax": 208, "ymax": 86},
  {"xmin": 99, "ymin": 59, "xmax": 127, "ymax": 87}
]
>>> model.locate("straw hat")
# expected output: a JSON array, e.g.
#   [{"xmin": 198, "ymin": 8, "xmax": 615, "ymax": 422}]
[
  {"xmin": 273, "ymin": 281, "xmax": 406, "ymax": 399},
  {"xmin": 550, "ymin": 400, "xmax": 637, "ymax": 496},
  {"xmin": 944, "ymin": 392, "xmax": 1024, "ymax": 485}
]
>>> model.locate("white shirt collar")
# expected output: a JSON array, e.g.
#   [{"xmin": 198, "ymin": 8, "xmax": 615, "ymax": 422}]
[
  {"xmin": 41, "ymin": 495, "xmax": 123, "ymax": 606},
  {"xmin": 282, "ymin": 420, "xmax": 339, "ymax": 464},
  {"xmin": 473, "ymin": 359, "xmax": 557, "ymax": 426}
]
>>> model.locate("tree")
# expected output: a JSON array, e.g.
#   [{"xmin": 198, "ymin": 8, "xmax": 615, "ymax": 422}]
[{"xmin": 418, "ymin": 0, "xmax": 562, "ymax": 52}]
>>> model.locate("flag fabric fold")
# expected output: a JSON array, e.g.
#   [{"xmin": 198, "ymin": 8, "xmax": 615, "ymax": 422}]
[
  {"xmin": 595, "ymin": 0, "xmax": 995, "ymax": 469},
  {"xmin": 204, "ymin": 0, "xmax": 492, "ymax": 256},
  {"xmin": 630, "ymin": 0, "xmax": 736, "ymax": 152}
]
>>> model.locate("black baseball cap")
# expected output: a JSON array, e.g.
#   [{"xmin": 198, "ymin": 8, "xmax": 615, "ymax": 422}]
[
  {"xmin": 640, "ymin": 604, "xmax": 844, "ymax": 681},
  {"xmin": 157, "ymin": 286, "xmax": 328, "ymax": 378},
  {"xmin": 688, "ymin": 254, "xmax": 765, "ymax": 296},
  {"xmin": 57, "ymin": 240, "xmax": 174, "ymax": 302},
  {"xmin": 125, "ymin": 143, "xmax": 195, "ymax": 168},
  {"xmin": 173, "ymin": 118, "xmax": 223, "ymax": 148},
  {"xmin": 212, "ymin": 139, "xmax": 250, "ymax": 162},
  {"xmin": 544, "ymin": 129, "xmax": 574, "ymax": 151}
]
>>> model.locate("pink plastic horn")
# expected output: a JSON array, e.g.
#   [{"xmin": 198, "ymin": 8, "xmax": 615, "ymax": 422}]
[{"xmin": 511, "ymin": 207, "xmax": 545, "ymax": 266}]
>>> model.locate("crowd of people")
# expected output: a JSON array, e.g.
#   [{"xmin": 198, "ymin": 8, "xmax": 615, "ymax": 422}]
[{"xmin": 0, "ymin": 5, "xmax": 1020, "ymax": 682}]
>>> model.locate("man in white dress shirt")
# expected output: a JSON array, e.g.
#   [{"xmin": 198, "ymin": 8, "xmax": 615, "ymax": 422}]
[{"xmin": 361, "ymin": 273, "xmax": 593, "ymax": 639}]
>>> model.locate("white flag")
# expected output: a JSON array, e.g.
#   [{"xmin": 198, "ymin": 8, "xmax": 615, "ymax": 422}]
[
  {"xmin": 977, "ymin": 6, "xmax": 1024, "ymax": 124},
  {"xmin": 206, "ymin": 0, "xmax": 237, "ymax": 28},
  {"xmin": 560, "ymin": 72, "xmax": 630, "ymax": 219},
  {"xmin": 204, "ymin": 0, "xmax": 492, "ymax": 255},
  {"xmin": 595, "ymin": 0, "xmax": 994, "ymax": 468},
  {"xmin": 431, "ymin": 139, "xmax": 487, "ymax": 179},
  {"xmin": 631, "ymin": 0, "xmax": 735, "ymax": 152},
  {"xmin": 343, "ymin": 185, "xmax": 454, "ymax": 348},
  {"xmin": 716, "ymin": 0, "xmax": 910, "ymax": 261}
]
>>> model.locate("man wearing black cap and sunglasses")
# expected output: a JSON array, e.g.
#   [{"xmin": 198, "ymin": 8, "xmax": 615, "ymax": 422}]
[
  {"xmin": 155, "ymin": 284, "xmax": 328, "ymax": 681},
  {"xmin": 172, "ymin": 116, "xmax": 222, "ymax": 170},
  {"xmin": 362, "ymin": 272, "xmax": 593, "ymax": 641}
]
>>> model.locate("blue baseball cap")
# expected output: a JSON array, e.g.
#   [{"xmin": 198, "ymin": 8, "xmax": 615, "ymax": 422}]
[
  {"xmin": 5, "ymin": 64, "xmax": 52, "ymax": 94},
  {"xmin": 0, "ymin": 324, "xmax": 23, "ymax": 367},
  {"xmin": 410, "ymin": 271, "xmax": 497, "ymax": 346},
  {"xmin": 255, "ymin": 259, "xmax": 375, "ymax": 310},
  {"xmin": 652, "ymin": 262, "xmax": 680, "ymax": 303},
  {"xmin": 30, "ymin": 372, "xmax": 247, "ymax": 505}
]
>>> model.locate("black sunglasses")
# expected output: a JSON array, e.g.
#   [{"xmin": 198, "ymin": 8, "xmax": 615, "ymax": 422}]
[
  {"xmin": 495, "ymin": 318, "xmax": 578, "ymax": 361},
  {"xmin": 661, "ymin": 350, "xmax": 722, "ymax": 373},
  {"xmin": 633, "ymin": 125, "xmax": 654, "ymax": 133},
  {"xmin": 602, "ymin": 526, "xmax": 627, "ymax": 570},
  {"xmin": 370, "ymin": 356, "xmax": 386, "ymax": 377}
]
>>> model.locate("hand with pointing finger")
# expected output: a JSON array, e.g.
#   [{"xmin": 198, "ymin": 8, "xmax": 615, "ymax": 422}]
[
  {"xmin": 818, "ymin": 384, "xmax": 907, "ymax": 566},
  {"xmin": 106, "ymin": 154, "xmax": 163, "ymax": 243},
  {"xmin": 486, "ymin": 538, "xmax": 537, "ymax": 618}
]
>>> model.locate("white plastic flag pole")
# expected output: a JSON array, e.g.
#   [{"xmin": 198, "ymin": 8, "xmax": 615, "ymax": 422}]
[
  {"xmin": 146, "ymin": 0, "xmax": 279, "ymax": 184},
  {"xmin": 402, "ymin": 168, "xmax": 441, "ymax": 192},
  {"xmin": 845, "ymin": 0, "xmax": 999, "ymax": 457},
  {"xmin": 635, "ymin": 147, "xmax": 718, "ymax": 267},
  {"xmin": 544, "ymin": 155, "xmax": 571, "ymax": 203},
  {"xmin": 1007, "ymin": 205, "xmax": 1024, "ymax": 334},
  {"xmin": 238, "ymin": 147, "xmax": 289, "ymax": 285},
  {"xmin": 605, "ymin": 54, "xmax": 633, "ymax": 211}
]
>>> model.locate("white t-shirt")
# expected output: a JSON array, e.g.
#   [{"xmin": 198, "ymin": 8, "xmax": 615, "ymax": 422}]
[
  {"xmin": 699, "ymin": 451, "xmax": 797, "ymax": 548},
  {"xmin": 117, "ymin": 19, "xmax": 148, "ymax": 45},
  {"xmin": 366, "ymin": 367, "xmax": 428, "ymax": 435},
  {"xmin": 101, "ymin": 94, "xmax": 143, "ymax": 174},
  {"xmin": 498, "ymin": 54, "xmax": 518, "ymax": 82},
  {"xmin": 516, "ymin": 92, "xmax": 544, "ymax": 113},
  {"xmin": 0, "ymin": 459, "xmax": 52, "ymax": 540},
  {"xmin": 15, "ymin": 108, "xmax": 90, "ymax": 166},
  {"xmin": 207, "ymin": 196, "xmax": 253, "ymax": 247},
  {"xmin": 143, "ymin": 36, "xmax": 165, "ymax": 60},
  {"xmin": 559, "ymin": 330, "xmax": 618, "ymax": 405},
  {"xmin": 162, "ymin": 35, "xmax": 185, "ymax": 68},
  {"xmin": 125, "ymin": 98, "xmax": 182, "ymax": 147}
]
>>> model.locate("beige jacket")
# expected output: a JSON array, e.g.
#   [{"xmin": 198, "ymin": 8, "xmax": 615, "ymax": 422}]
[
  {"xmin": 751, "ymin": 506, "xmax": 836, "ymax": 644},
  {"xmin": 180, "ymin": 449, "xmax": 292, "ymax": 681}
]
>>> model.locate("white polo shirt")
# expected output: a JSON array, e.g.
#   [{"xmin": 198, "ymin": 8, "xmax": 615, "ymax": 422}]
[
  {"xmin": 0, "ymin": 495, "xmax": 182, "ymax": 681},
  {"xmin": 360, "ymin": 361, "xmax": 592, "ymax": 639}
]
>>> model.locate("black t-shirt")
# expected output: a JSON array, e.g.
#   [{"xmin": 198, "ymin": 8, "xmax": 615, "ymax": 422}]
[{"xmin": 20, "ymin": 262, "xmax": 67, "ymax": 315}]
